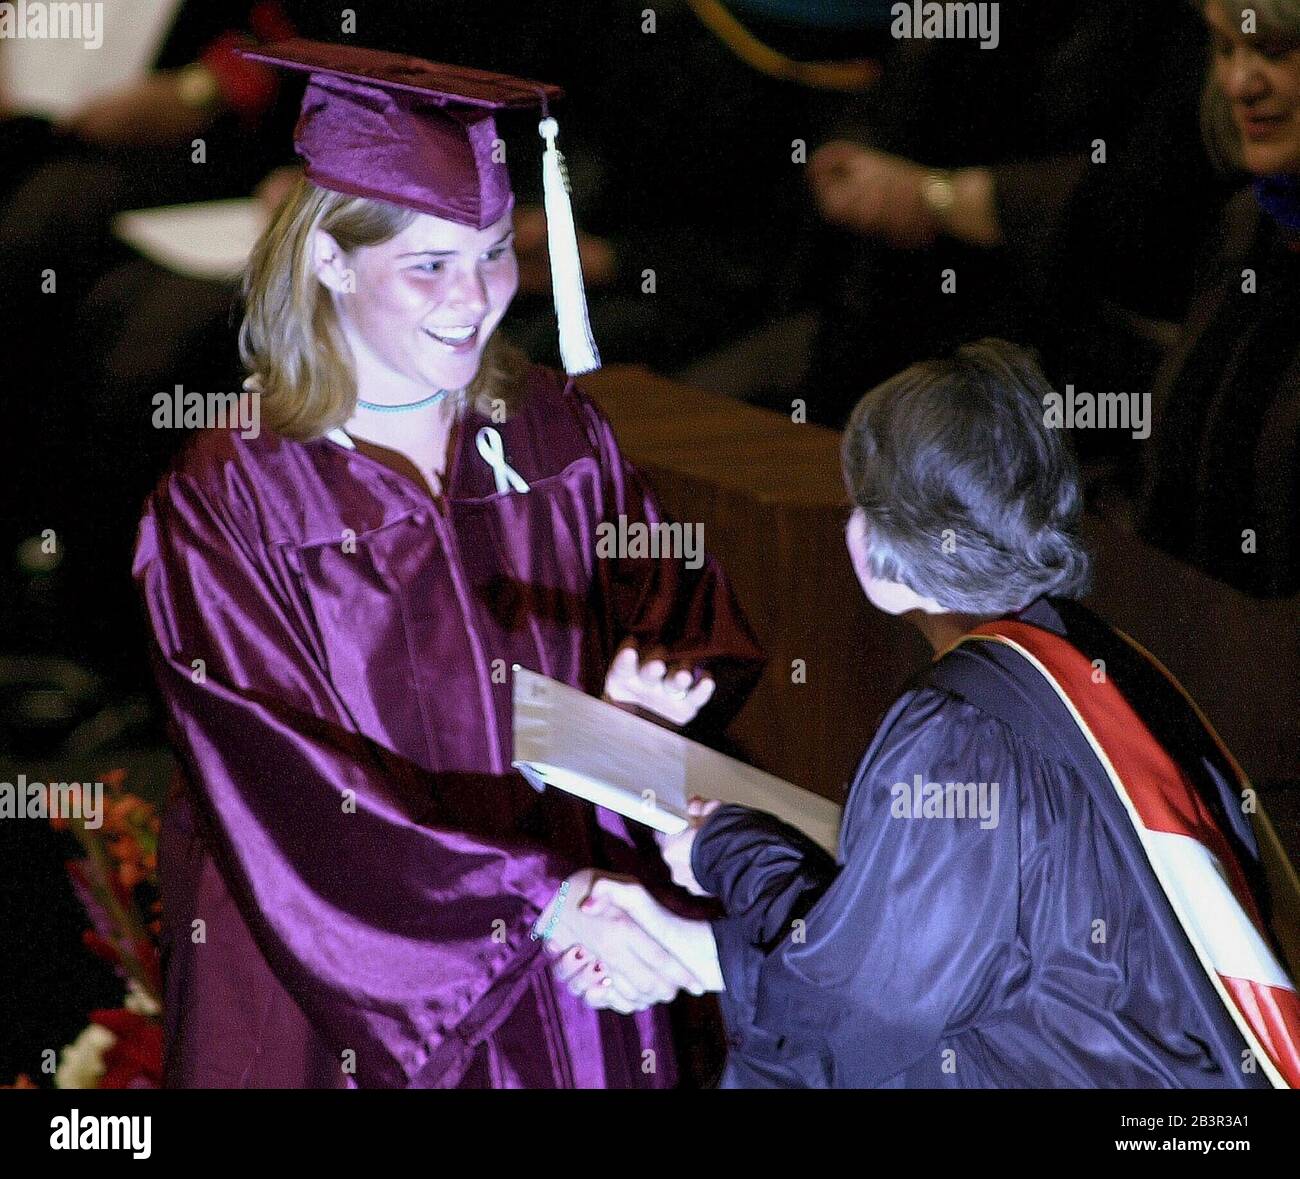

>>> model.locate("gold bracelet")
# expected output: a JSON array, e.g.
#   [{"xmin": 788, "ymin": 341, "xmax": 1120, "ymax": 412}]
[
  {"xmin": 920, "ymin": 169, "xmax": 958, "ymax": 222},
  {"xmin": 176, "ymin": 64, "xmax": 221, "ymax": 112}
]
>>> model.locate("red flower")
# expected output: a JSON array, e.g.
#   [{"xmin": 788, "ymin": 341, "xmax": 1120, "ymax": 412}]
[
  {"xmin": 132, "ymin": 938, "xmax": 163, "ymax": 999},
  {"xmin": 81, "ymin": 930, "xmax": 123, "ymax": 969},
  {"xmin": 88, "ymin": 1010, "xmax": 163, "ymax": 1089}
]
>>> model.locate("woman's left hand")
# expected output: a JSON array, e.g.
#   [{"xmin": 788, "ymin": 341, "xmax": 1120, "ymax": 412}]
[
  {"xmin": 603, "ymin": 644, "xmax": 715, "ymax": 727},
  {"xmin": 656, "ymin": 797, "xmax": 722, "ymax": 896}
]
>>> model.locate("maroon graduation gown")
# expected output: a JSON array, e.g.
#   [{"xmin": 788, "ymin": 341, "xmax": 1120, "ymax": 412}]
[{"xmin": 134, "ymin": 364, "xmax": 763, "ymax": 1088}]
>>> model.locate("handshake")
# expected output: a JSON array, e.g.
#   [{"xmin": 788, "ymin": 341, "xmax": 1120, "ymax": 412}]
[{"xmin": 537, "ymin": 799, "xmax": 723, "ymax": 1013}]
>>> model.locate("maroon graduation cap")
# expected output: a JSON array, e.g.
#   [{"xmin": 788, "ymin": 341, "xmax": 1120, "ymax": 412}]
[{"xmin": 240, "ymin": 38, "xmax": 599, "ymax": 373}]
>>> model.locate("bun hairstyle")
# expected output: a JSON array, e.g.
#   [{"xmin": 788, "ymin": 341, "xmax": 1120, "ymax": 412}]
[{"xmin": 841, "ymin": 338, "xmax": 1092, "ymax": 614}]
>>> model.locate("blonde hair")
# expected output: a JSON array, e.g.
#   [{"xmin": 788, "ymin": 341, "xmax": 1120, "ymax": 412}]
[
  {"xmin": 240, "ymin": 178, "xmax": 527, "ymax": 440},
  {"xmin": 1201, "ymin": 0, "xmax": 1300, "ymax": 171}
]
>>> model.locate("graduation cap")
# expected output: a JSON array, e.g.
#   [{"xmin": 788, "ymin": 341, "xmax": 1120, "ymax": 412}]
[{"xmin": 239, "ymin": 38, "xmax": 600, "ymax": 374}]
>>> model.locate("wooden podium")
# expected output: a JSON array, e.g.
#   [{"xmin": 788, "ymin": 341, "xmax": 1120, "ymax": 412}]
[{"xmin": 583, "ymin": 366, "xmax": 1300, "ymax": 806}]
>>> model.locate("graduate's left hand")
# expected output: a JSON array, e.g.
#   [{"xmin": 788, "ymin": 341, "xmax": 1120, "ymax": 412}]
[{"xmin": 603, "ymin": 644, "xmax": 715, "ymax": 727}]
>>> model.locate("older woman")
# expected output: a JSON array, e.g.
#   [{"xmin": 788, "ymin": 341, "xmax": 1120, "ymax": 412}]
[
  {"xmin": 1138, "ymin": 0, "xmax": 1300, "ymax": 597},
  {"xmin": 133, "ymin": 41, "xmax": 762, "ymax": 1089},
  {"xmin": 641, "ymin": 339, "xmax": 1299, "ymax": 1088}
]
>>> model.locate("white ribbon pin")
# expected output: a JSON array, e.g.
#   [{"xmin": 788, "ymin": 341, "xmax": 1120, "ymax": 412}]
[{"xmin": 476, "ymin": 426, "xmax": 530, "ymax": 495}]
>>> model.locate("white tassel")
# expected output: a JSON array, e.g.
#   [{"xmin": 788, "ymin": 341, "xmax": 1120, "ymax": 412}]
[{"xmin": 538, "ymin": 116, "xmax": 601, "ymax": 375}]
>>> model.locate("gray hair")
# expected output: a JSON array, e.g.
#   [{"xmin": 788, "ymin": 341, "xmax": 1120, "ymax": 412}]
[
  {"xmin": 841, "ymin": 339, "xmax": 1091, "ymax": 614},
  {"xmin": 1200, "ymin": 0, "xmax": 1300, "ymax": 171}
]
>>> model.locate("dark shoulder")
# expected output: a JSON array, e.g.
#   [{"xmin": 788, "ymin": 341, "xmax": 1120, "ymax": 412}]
[
  {"xmin": 859, "ymin": 661, "xmax": 1072, "ymax": 799},
  {"xmin": 870, "ymin": 681, "xmax": 1021, "ymax": 763},
  {"xmin": 837, "ymin": 683, "xmax": 1033, "ymax": 853},
  {"xmin": 164, "ymin": 425, "xmax": 285, "ymax": 483},
  {"xmin": 1205, "ymin": 186, "xmax": 1265, "ymax": 273},
  {"xmin": 509, "ymin": 364, "xmax": 621, "ymax": 459},
  {"xmin": 520, "ymin": 362, "xmax": 572, "ymax": 403},
  {"xmin": 516, "ymin": 363, "xmax": 599, "ymax": 422},
  {"xmin": 147, "ymin": 427, "xmax": 306, "ymax": 535},
  {"xmin": 1223, "ymin": 186, "xmax": 1264, "ymax": 248}
]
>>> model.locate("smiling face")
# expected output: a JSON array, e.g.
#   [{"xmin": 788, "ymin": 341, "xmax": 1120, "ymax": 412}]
[
  {"xmin": 315, "ymin": 209, "xmax": 519, "ymax": 402},
  {"xmin": 1206, "ymin": 2, "xmax": 1300, "ymax": 175}
]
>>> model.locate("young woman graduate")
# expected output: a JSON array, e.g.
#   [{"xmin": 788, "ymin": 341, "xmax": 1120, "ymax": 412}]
[
  {"xmin": 133, "ymin": 39, "xmax": 763, "ymax": 1089},
  {"xmin": 642, "ymin": 340, "xmax": 1300, "ymax": 1088}
]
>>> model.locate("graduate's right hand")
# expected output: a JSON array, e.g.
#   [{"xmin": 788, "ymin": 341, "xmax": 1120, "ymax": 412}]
[
  {"xmin": 551, "ymin": 909, "xmax": 725, "ymax": 1013},
  {"xmin": 541, "ymin": 871, "xmax": 709, "ymax": 1007},
  {"xmin": 550, "ymin": 945, "xmax": 641, "ymax": 1014}
]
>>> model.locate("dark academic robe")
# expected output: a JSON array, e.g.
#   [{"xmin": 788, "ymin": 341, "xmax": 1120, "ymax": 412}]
[
  {"xmin": 134, "ymin": 365, "xmax": 763, "ymax": 1089},
  {"xmin": 695, "ymin": 598, "xmax": 1278, "ymax": 1088}
]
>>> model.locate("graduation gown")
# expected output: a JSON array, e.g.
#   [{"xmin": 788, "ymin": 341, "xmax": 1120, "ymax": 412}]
[
  {"xmin": 134, "ymin": 365, "xmax": 763, "ymax": 1089},
  {"xmin": 694, "ymin": 597, "xmax": 1278, "ymax": 1088}
]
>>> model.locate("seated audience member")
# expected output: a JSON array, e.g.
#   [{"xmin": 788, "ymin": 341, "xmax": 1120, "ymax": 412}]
[
  {"xmin": 0, "ymin": 0, "xmax": 293, "ymax": 660},
  {"xmin": 1136, "ymin": 0, "xmax": 1300, "ymax": 597},
  {"xmin": 685, "ymin": 0, "xmax": 1228, "ymax": 432},
  {"xmin": 0, "ymin": 0, "xmax": 291, "ymax": 382}
]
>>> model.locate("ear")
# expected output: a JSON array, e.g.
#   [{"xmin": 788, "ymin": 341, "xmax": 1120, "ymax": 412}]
[
  {"xmin": 313, "ymin": 230, "xmax": 354, "ymax": 294},
  {"xmin": 845, "ymin": 509, "xmax": 873, "ymax": 586}
]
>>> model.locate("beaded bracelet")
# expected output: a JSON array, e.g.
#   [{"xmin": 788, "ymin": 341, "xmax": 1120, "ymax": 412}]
[{"xmin": 530, "ymin": 879, "xmax": 571, "ymax": 942}]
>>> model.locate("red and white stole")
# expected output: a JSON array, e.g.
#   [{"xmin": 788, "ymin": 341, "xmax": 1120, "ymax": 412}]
[{"xmin": 957, "ymin": 619, "xmax": 1300, "ymax": 1089}]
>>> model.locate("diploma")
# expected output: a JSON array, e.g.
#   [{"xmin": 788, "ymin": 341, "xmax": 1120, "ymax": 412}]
[
  {"xmin": 113, "ymin": 200, "xmax": 269, "ymax": 281},
  {"xmin": 512, "ymin": 666, "xmax": 842, "ymax": 854}
]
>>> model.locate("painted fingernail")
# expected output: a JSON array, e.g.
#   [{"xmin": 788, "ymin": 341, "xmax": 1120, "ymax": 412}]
[
  {"xmin": 574, "ymin": 948, "xmax": 584, "ymax": 960},
  {"xmin": 592, "ymin": 962, "xmax": 603, "ymax": 973}
]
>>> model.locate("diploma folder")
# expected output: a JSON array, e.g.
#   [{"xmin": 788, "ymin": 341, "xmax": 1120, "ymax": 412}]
[{"xmin": 511, "ymin": 666, "xmax": 841, "ymax": 854}]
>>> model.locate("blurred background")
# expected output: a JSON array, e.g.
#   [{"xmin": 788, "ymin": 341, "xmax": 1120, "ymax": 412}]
[{"xmin": 1, "ymin": 0, "xmax": 1297, "ymax": 1086}]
